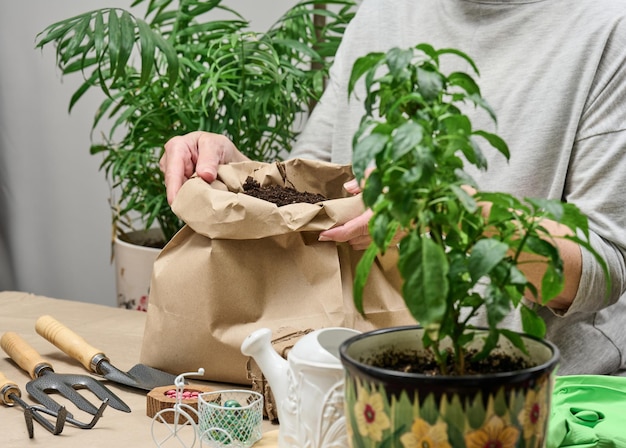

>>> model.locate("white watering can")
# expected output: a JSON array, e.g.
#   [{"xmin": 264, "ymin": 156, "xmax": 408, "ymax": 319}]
[{"xmin": 241, "ymin": 327, "xmax": 360, "ymax": 448}]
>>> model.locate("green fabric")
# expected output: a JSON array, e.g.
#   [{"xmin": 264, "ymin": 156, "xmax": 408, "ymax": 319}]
[{"xmin": 547, "ymin": 375, "xmax": 626, "ymax": 448}]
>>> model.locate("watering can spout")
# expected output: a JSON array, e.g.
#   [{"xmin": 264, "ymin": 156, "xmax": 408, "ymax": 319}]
[{"xmin": 240, "ymin": 328, "xmax": 289, "ymax": 413}]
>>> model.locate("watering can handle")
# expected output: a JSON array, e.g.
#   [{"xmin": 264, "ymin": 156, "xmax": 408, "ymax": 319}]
[
  {"xmin": 0, "ymin": 332, "xmax": 54, "ymax": 379},
  {"xmin": 35, "ymin": 315, "xmax": 104, "ymax": 373}
]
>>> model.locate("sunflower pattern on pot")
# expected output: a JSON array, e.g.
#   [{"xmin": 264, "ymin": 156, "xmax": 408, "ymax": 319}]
[{"xmin": 344, "ymin": 374, "xmax": 552, "ymax": 448}]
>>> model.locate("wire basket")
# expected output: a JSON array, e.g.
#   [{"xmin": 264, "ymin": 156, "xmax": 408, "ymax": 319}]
[{"xmin": 198, "ymin": 390, "xmax": 264, "ymax": 448}]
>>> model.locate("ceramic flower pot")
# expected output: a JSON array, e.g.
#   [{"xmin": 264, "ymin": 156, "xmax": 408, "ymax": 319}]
[
  {"xmin": 339, "ymin": 325, "xmax": 559, "ymax": 448},
  {"xmin": 113, "ymin": 229, "xmax": 163, "ymax": 310}
]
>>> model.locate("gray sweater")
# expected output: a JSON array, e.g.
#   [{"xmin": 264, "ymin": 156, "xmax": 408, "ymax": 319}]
[{"xmin": 292, "ymin": 0, "xmax": 626, "ymax": 375}]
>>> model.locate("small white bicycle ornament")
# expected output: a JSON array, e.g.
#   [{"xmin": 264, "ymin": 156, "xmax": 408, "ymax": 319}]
[
  {"xmin": 151, "ymin": 369, "xmax": 263, "ymax": 448},
  {"xmin": 151, "ymin": 368, "xmax": 206, "ymax": 448}
]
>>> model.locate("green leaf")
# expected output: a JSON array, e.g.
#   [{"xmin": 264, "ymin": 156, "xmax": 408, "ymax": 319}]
[
  {"xmin": 353, "ymin": 133, "xmax": 388, "ymax": 180},
  {"xmin": 399, "ymin": 237, "xmax": 449, "ymax": 325},
  {"xmin": 450, "ymin": 184, "xmax": 477, "ymax": 214},
  {"xmin": 561, "ymin": 202, "xmax": 591, "ymax": 237},
  {"xmin": 362, "ymin": 170, "xmax": 382, "ymax": 208},
  {"xmin": 64, "ymin": 16, "xmax": 91, "ymax": 61},
  {"xmin": 483, "ymin": 285, "xmax": 512, "ymax": 327},
  {"xmin": 507, "ymin": 265, "xmax": 527, "ymax": 286},
  {"xmin": 391, "ymin": 120, "xmax": 423, "ymax": 160},
  {"xmin": 136, "ymin": 19, "xmax": 156, "ymax": 86},
  {"xmin": 385, "ymin": 47, "xmax": 413, "ymax": 79},
  {"xmin": 107, "ymin": 9, "xmax": 121, "ymax": 77},
  {"xmin": 468, "ymin": 239, "xmax": 508, "ymax": 283},
  {"xmin": 472, "ymin": 130, "xmax": 510, "ymax": 160},
  {"xmin": 448, "ymin": 71, "xmax": 480, "ymax": 96},
  {"xmin": 353, "ymin": 244, "xmax": 380, "ymax": 313},
  {"xmin": 526, "ymin": 197, "xmax": 563, "ymax": 220},
  {"xmin": 348, "ymin": 52, "xmax": 384, "ymax": 95},
  {"xmin": 151, "ymin": 30, "xmax": 179, "ymax": 89},
  {"xmin": 36, "ymin": 19, "xmax": 77, "ymax": 49},
  {"xmin": 436, "ymin": 47, "xmax": 480, "ymax": 75},
  {"xmin": 442, "ymin": 114, "xmax": 471, "ymax": 137},
  {"xmin": 541, "ymin": 263, "xmax": 564, "ymax": 303},
  {"xmin": 474, "ymin": 329, "xmax": 499, "ymax": 361},
  {"xmin": 416, "ymin": 67, "xmax": 443, "ymax": 101},
  {"xmin": 415, "ymin": 43, "xmax": 438, "ymax": 62},
  {"xmin": 499, "ymin": 328, "xmax": 529, "ymax": 354},
  {"xmin": 93, "ymin": 10, "xmax": 105, "ymax": 61},
  {"xmin": 520, "ymin": 305, "xmax": 547, "ymax": 339},
  {"xmin": 462, "ymin": 137, "xmax": 488, "ymax": 170},
  {"xmin": 480, "ymin": 191, "xmax": 524, "ymax": 214},
  {"xmin": 524, "ymin": 235, "xmax": 559, "ymax": 260},
  {"xmin": 68, "ymin": 77, "xmax": 94, "ymax": 113},
  {"xmin": 271, "ymin": 38, "xmax": 319, "ymax": 58},
  {"xmin": 115, "ymin": 11, "xmax": 135, "ymax": 80},
  {"xmin": 370, "ymin": 212, "xmax": 391, "ymax": 249}
]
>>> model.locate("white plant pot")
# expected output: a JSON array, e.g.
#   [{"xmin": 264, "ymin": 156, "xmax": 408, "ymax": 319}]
[{"xmin": 113, "ymin": 229, "xmax": 163, "ymax": 310}]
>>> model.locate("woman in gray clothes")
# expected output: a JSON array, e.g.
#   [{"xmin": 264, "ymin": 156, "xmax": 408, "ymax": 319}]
[{"xmin": 160, "ymin": 0, "xmax": 626, "ymax": 376}]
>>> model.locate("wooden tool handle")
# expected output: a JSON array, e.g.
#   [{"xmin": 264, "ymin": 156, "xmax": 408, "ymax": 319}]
[
  {"xmin": 0, "ymin": 371, "xmax": 20, "ymax": 406},
  {"xmin": 0, "ymin": 332, "xmax": 53, "ymax": 379},
  {"xmin": 35, "ymin": 315, "xmax": 104, "ymax": 373}
]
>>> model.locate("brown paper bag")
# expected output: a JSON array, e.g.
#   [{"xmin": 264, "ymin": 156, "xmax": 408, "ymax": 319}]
[{"xmin": 140, "ymin": 159, "xmax": 414, "ymax": 385}]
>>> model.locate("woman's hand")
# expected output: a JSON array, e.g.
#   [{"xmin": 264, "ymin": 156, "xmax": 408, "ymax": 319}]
[
  {"xmin": 160, "ymin": 131, "xmax": 249, "ymax": 204},
  {"xmin": 318, "ymin": 208, "xmax": 374, "ymax": 250},
  {"xmin": 317, "ymin": 177, "xmax": 372, "ymax": 249}
]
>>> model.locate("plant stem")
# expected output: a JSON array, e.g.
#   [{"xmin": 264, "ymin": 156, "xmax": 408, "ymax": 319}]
[{"xmin": 431, "ymin": 340, "xmax": 448, "ymax": 376}]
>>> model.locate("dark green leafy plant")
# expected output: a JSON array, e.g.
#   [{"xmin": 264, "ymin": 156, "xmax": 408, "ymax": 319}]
[
  {"xmin": 351, "ymin": 44, "xmax": 608, "ymax": 375},
  {"xmin": 36, "ymin": 0, "xmax": 356, "ymax": 244}
]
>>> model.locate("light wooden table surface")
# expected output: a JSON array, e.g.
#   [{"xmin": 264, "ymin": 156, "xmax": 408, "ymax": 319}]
[{"xmin": 0, "ymin": 291, "xmax": 277, "ymax": 447}]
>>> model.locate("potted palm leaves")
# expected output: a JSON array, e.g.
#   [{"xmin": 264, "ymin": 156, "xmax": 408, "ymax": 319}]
[{"xmin": 35, "ymin": 0, "xmax": 356, "ymax": 308}]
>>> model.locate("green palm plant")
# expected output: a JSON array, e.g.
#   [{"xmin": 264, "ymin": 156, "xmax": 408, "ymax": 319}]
[{"xmin": 36, "ymin": 0, "xmax": 356, "ymax": 245}]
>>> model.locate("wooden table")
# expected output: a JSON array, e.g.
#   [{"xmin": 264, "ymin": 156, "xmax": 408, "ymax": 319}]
[{"xmin": 0, "ymin": 291, "xmax": 278, "ymax": 447}]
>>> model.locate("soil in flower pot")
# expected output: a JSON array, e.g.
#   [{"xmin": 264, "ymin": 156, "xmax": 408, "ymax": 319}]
[
  {"xmin": 118, "ymin": 229, "xmax": 166, "ymax": 249},
  {"xmin": 242, "ymin": 176, "xmax": 327, "ymax": 206},
  {"xmin": 371, "ymin": 346, "xmax": 533, "ymax": 376}
]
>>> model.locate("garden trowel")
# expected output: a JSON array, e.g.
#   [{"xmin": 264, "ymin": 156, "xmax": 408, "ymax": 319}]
[{"xmin": 35, "ymin": 315, "xmax": 178, "ymax": 392}]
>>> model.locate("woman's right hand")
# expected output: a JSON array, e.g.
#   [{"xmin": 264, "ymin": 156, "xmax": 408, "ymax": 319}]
[{"xmin": 160, "ymin": 131, "xmax": 250, "ymax": 204}]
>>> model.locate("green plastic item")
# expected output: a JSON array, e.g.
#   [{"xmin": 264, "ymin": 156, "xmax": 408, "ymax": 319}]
[{"xmin": 547, "ymin": 375, "xmax": 626, "ymax": 447}]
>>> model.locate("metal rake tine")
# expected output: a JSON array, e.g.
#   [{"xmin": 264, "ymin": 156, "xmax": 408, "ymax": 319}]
[
  {"xmin": 24, "ymin": 383, "xmax": 72, "ymax": 417},
  {"xmin": 77, "ymin": 378, "xmax": 130, "ymax": 413},
  {"xmin": 23, "ymin": 407, "xmax": 35, "ymax": 438},
  {"xmin": 22, "ymin": 402, "xmax": 67, "ymax": 436},
  {"xmin": 35, "ymin": 398, "xmax": 109, "ymax": 429},
  {"xmin": 27, "ymin": 381, "xmax": 99, "ymax": 416},
  {"xmin": 49, "ymin": 406, "xmax": 67, "ymax": 435},
  {"xmin": 72, "ymin": 397, "xmax": 109, "ymax": 429},
  {"xmin": 1, "ymin": 369, "xmax": 66, "ymax": 437},
  {"xmin": 40, "ymin": 373, "xmax": 130, "ymax": 414},
  {"xmin": 33, "ymin": 398, "xmax": 108, "ymax": 429}
]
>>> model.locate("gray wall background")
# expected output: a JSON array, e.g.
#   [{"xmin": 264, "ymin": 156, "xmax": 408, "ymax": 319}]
[{"xmin": 0, "ymin": 0, "xmax": 299, "ymax": 306}]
